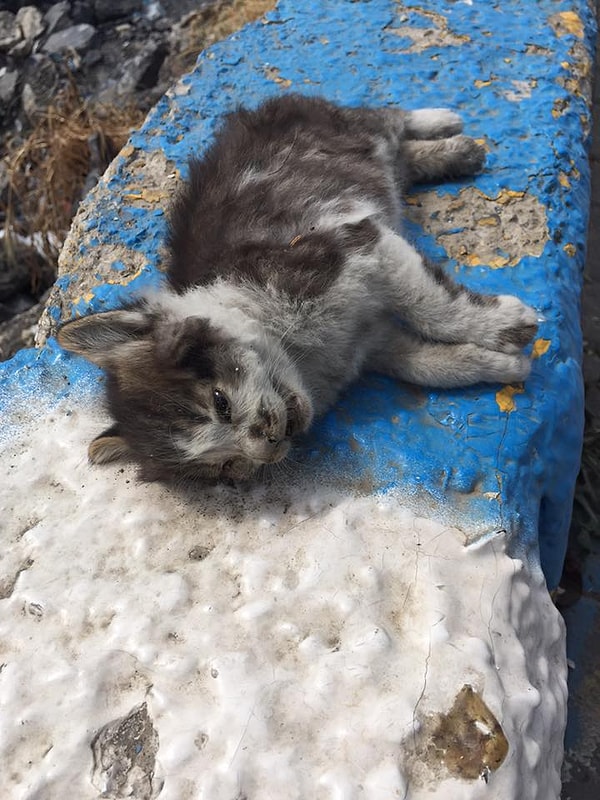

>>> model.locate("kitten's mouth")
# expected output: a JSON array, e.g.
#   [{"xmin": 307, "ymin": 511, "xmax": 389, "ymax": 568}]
[{"xmin": 248, "ymin": 438, "xmax": 291, "ymax": 464}]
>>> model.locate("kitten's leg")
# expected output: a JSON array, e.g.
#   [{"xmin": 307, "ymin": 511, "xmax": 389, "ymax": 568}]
[
  {"xmin": 403, "ymin": 136, "xmax": 486, "ymax": 182},
  {"xmin": 402, "ymin": 108, "xmax": 464, "ymax": 140},
  {"xmin": 377, "ymin": 231, "xmax": 538, "ymax": 353},
  {"xmin": 369, "ymin": 327, "xmax": 531, "ymax": 387}
]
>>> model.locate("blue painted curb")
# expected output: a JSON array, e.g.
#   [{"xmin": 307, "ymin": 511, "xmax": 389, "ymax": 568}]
[{"xmin": 1, "ymin": 0, "xmax": 595, "ymax": 589}]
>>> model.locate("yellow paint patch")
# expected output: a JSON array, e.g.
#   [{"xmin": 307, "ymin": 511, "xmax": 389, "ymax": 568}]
[
  {"xmin": 532, "ymin": 338, "xmax": 551, "ymax": 358},
  {"xmin": 119, "ymin": 144, "xmax": 135, "ymax": 159},
  {"xmin": 106, "ymin": 266, "xmax": 144, "ymax": 286},
  {"xmin": 488, "ymin": 255, "xmax": 510, "ymax": 268},
  {"xmin": 483, "ymin": 491, "xmax": 500, "ymax": 501},
  {"xmin": 124, "ymin": 188, "xmax": 170, "ymax": 203},
  {"xmin": 474, "ymin": 78, "xmax": 493, "ymax": 88},
  {"xmin": 563, "ymin": 243, "xmax": 577, "ymax": 257},
  {"xmin": 264, "ymin": 66, "xmax": 292, "ymax": 87},
  {"xmin": 553, "ymin": 11, "xmax": 584, "ymax": 39},
  {"xmin": 496, "ymin": 384, "xmax": 525, "ymax": 413},
  {"xmin": 495, "ymin": 189, "xmax": 525, "ymax": 204},
  {"xmin": 559, "ymin": 172, "xmax": 571, "ymax": 188},
  {"xmin": 477, "ymin": 215, "xmax": 500, "ymax": 227}
]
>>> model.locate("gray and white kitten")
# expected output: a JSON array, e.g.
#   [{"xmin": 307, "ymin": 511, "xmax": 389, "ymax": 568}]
[{"xmin": 58, "ymin": 94, "xmax": 538, "ymax": 482}]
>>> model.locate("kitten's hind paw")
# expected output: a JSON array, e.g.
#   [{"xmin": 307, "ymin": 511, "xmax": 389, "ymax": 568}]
[
  {"xmin": 485, "ymin": 295, "xmax": 539, "ymax": 354},
  {"xmin": 404, "ymin": 108, "xmax": 464, "ymax": 139},
  {"xmin": 447, "ymin": 135, "xmax": 487, "ymax": 177},
  {"xmin": 496, "ymin": 352, "xmax": 532, "ymax": 384},
  {"xmin": 476, "ymin": 350, "xmax": 532, "ymax": 385}
]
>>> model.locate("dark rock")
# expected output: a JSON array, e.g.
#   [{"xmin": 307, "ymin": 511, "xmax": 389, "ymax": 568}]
[
  {"xmin": 91, "ymin": 702, "xmax": 163, "ymax": 800},
  {"xmin": 144, "ymin": 2, "xmax": 166, "ymax": 24},
  {"xmin": 43, "ymin": 23, "xmax": 97, "ymax": 54},
  {"xmin": 0, "ymin": 245, "xmax": 31, "ymax": 301},
  {"xmin": 93, "ymin": 0, "xmax": 143, "ymax": 24},
  {"xmin": 83, "ymin": 47, "xmax": 103, "ymax": 68},
  {"xmin": 152, "ymin": 18, "xmax": 171, "ymax": 33},
  {"xmin": 0, "ymin": 67, "xmax": 18, "ymax": 110},
  {"xmin": 44, "ymin": 2, "xmax": 72, "ymax": 36},
  {"xmin": 8, "ymin": 38, "xmax": 32, "ymax": 59},
  {"xmin": 70, "ymin": 1, "xmax": 96, "ymax": 27},
  {"xmin": 134, "ymin": 39, "xmax": 169, "ymax": 91},
  {"xmin": 0, "ymin": 10, "xmax": 22, "ymax": 53},
  {"xmin": 0, "ymin": 295, "xmax": 47, "ymax": 360},
  {"xmin": 16, "ymin": 6, "xmax": 45, "ymax": 44},
  {"xmin": 0, "ymin": 231, "xmax": 54, "ymax": 304},
  {"xmin": 91, "ymin": 33, "xmax": 169, "ymax": 105},
  {"xmin": 20, "ymin": 55, "xmax": 60, "ymax": 120},
  {"xmin": 9, "ymin": 7, "xmax": 45, "ymax": 58}
]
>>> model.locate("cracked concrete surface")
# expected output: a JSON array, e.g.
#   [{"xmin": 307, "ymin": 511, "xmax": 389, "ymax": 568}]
[
  {"xmin": 406, "ymin": 187, "xmax": 549, "ymax": 268},
  {"xmin": 387, "ymin": 4, "xmax": 469, "ymax": 52}
]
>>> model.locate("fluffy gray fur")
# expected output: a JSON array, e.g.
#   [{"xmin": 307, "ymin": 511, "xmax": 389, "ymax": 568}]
[{"xmin": 58, "ymin": 94, "xmax": 538, "ymax": 483}]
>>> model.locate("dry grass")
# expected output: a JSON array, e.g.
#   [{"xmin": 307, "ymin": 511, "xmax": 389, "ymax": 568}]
[
  {"xmin": 1, "ymin": 83, "xmax": 144, "ymax": 293},
  {"xmin": 0, "ymin": 0, "xmax": 277, "ymax": 295},
  {"xmin": 170, "ymin": 0, "xmax": 277, "ymax": 74}
]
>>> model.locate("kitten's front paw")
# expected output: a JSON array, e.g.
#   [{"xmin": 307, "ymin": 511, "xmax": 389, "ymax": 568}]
[
  {"xmin": 222, "ymin": 457, "xmax": 258, "ymax": 480},
  {"xmin": 486, "ymin": 295, "xmax": 538, "ymax": 354}
]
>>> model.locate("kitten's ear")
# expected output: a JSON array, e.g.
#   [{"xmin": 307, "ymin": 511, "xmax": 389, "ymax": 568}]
[
  {"xmin": 58, "ymin": 309, "xmax": 152, "ymax": 367},
  {"xmin": 88, "ymin": 425, "xmax": 132, "ymax": 464}
]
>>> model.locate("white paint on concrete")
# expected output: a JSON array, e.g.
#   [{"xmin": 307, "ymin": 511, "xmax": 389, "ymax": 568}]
[{"xmin": 0, "ymin": 399, "xmax": 567, "ymax": 799}]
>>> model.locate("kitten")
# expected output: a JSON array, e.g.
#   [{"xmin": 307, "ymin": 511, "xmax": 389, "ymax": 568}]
[{"xmin": 58, "ymin": 94, "xmax": 538, "ymax": 482}]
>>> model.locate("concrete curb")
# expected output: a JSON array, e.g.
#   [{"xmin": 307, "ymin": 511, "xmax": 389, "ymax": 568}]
[{"xmin": 0, "ymin": 1, "xmax": 596, "ymax": 797}]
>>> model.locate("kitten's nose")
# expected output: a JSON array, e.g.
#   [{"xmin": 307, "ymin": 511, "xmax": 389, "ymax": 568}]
[
  {"xmin": 250, "ymin": 411, "xmax": 282, "ymax": 444},
  {"xmin": 251, "ymin": 403, "xmax": 285, "ymax": 445},
  {"xmin": 250, "ymin": 426, "xmax": 281, "ymax": 445}
]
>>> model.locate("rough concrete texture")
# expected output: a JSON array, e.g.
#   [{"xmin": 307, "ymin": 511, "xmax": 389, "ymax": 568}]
[{"xmin": 405, "ymin": 187, "xmax": 549, "ymax": 268}]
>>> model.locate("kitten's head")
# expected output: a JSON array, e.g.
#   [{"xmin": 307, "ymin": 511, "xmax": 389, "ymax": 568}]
[{"xmin": 58, "ymin": 304, "xmax": 313, "ymax": 482}]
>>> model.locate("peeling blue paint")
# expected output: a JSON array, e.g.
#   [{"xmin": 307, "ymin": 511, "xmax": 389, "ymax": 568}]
[{"xmin": 0, "ymin": 0, "xmax": 595, "ymax": 589}]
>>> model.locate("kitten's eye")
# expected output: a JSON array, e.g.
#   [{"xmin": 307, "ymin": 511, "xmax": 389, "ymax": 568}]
[{"xmin": 213, "ymin": 389, "xmax": 232, "ymax": 422}]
